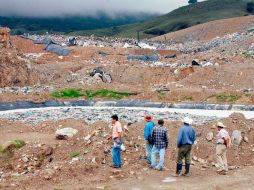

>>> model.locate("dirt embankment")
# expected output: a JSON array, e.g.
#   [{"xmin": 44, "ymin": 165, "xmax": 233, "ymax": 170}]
[{"xmin": 0, "ymin": 48, "xmax": 35, "ymax": 88}]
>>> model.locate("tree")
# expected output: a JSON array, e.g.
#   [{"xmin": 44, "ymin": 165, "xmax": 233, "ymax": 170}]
[
  {"xmin": 188, "ymin": 0, "xmax": 198, "ymax": 4},
  {"xmin": 246, "ymin": 2, "xmax": 254, "ymax": 13}
]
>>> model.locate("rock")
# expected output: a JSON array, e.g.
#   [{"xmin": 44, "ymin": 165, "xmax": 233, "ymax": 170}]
[
  {"xmin": 43, "ymin": 146, "xmax": 53, "ymax": 156},
  {"xmin": 206, "ymin": 132, "xmax": 214, "ymax": 142},
  {"xmin": 192, "ymin": 156, "xmax": 198, "ymax": 161},
  {"xmin": 84, "ymin": 134, "xmax": 92, "ymax": 141},
  {"xmin": 101, "ymin": 158, "xmax": 106, "ymax": 164},
  {"xmin": 165, "ymin": 54, "xmax": 177, "ymax": 59},
  {"xmin": 91, "ymin": 157, "xmax": 98, "ymax": 164},
  {"xmin": 231, "ymin": 130, "xmax": 243, "ymax": 146},
  {"xmin": 96, "ymin": 186, "xmax": 107, "ymax": 190},
  {"xmin": 112, "ymin": 169, "xmax": 122, "ymax": 175},
  {"xmin": 55, "ymin": 128, "xmax": 78, "ymax": 140},
  {"xmin": 21, "ymin": 156, "xmax": 29, "ymax": 163}
]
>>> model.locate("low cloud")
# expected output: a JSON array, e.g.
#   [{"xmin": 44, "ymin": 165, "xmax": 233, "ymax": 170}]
[{"xmin": 0, "ymin": 0, "xmax": 190, "ymax": 17}]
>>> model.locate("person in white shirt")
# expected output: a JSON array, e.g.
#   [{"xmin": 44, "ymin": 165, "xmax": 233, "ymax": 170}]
[
  {"xmin": 108, "ymin": 114, "xmax": 123, "ymax": 168},
  {"xmin": 216, "ymin": 122, "xmax": 231, "ymax": 173}
]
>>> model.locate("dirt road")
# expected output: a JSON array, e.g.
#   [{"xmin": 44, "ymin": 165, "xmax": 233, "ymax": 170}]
[{"xmin": 109, "ymin": 166, "xmax": 254, "ymax": 190}]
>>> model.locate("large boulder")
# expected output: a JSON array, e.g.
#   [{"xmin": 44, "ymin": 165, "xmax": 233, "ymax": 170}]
[
  {"xmin": 55, "ymin": 128, "xmax": 78, "ymax": 140},
  {"xmin": 231, "ymin": 130, "xmax": 242, "ymax": 146}
]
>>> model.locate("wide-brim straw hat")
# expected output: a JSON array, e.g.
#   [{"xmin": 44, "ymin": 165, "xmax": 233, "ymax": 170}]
[{"xmin": 217, "ymin": 122, "xmax": 226, "ymax": 128}]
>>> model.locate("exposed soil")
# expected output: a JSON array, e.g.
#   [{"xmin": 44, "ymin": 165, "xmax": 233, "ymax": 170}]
[{"xmin": 0, "ymin": 113, "xmax": 253, "ymax": 190}]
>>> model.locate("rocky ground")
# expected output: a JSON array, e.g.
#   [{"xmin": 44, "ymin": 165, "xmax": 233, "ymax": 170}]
[{"xmin": 0, "ymin": 113, "xmax": 253, "ymax": 190}]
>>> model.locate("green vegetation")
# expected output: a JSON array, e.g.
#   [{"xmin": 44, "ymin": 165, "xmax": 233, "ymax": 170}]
[
  {"xmin": 181, "ymin": 96, "xmax": 193, "ymax": 101},
  {"xmin": 74, "ymin": 0, "xmax": 254, "ymax": 38},
  {"xmin": 85, "ymin": 89, "xmax": 130, "ymax": 99},
  {"xmin": 50, "ymin": 88, "xmax": 131, "ymax": 99},
  {"xmin": 0, "ymin": 13, "xmax": 156, "ymax": 35},
  {"xmin": 157, "ymin": 92, "xmax": 166, "ymax": 100},
  {"xmin": 50, "ymin": 88, "xmax": 84, "ymax": 98},
  {"xmin": 244, "ymin": 92, "xmax": 252, "ymax": 97},
  {"xmin": 69, "ymin": 151, "xmax": 80, "ymax": 159},
  {"xmin": 209, "ymin": 94, "xmax": 241, "ymax": 103},
  {"xmin": 189, "ymin": 0, "xmax": 198, "ymax": 4},
  {"xmin": 1, "ymin": 0, "xmax": 254, "ymax": 38},
  {"xmin": 12, "ymin": 140, "xmax": 26, "ymax": 149}
]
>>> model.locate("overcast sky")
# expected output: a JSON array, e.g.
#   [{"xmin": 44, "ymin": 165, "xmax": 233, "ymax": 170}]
[{"xmin": 0, "ymin": 0, "xmax": 202, "ymax": 17}]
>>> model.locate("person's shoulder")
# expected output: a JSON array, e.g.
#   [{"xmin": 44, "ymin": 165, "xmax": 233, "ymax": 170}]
[{"xmin": 116, "ymin": 121, "xmax": 122, "ymax": 127}]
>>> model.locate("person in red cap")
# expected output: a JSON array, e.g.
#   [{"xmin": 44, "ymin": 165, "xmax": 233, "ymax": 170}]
[{"xmin": 144, "ymin": 114, "xmax": 155, "ymax": 164}]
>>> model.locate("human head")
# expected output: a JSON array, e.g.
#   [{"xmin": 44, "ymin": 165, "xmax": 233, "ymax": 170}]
[
  {"xmin": 145, "ymin": 115, "xmax": 152, "ymax": 122},
  {"xmin": 158, "ymin": 119, "xmax": 164, "ymax": 126},
  {"xmin": 217, "ymin": 122, "xmax": 226, "ymax": 131},
  {"xmin": 111, "ymin": 114, "xmax": 118, "ymax": 124},
  {"xmin": 183, "ymin": 117, "xmax": 193, "ymax": 125}
]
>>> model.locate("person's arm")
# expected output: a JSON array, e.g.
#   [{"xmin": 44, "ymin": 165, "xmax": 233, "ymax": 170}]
[
  {"xmin": 144, "ymin": 124, "xmax": 149, "ymax": 140},
  {"xmin": 177, "ymin": 128, "xmax": 183, "ymax": 148},
  {"xmin": 117, "ymin": 124, "xmax": 122, "ymax": 143}
]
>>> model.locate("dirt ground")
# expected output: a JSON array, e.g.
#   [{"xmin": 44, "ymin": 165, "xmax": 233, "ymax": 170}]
[{"xmin": 0, "ymin": 113, "xmax": 253, "ymax": 190}]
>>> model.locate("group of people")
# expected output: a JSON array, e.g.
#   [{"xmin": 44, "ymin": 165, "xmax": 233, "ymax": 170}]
[{"xmin": 108, "ymin": 114, "xmax": 231, "ymax": 176}]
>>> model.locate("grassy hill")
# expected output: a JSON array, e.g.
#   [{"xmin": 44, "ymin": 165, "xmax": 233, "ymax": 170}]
[
  {"xmin": 0, "ymin": 12, "xmax": 157, "ymax": 35},
  {"xmin": 74, "ymin": 0, "xmax": 254, "ymax": 38}
]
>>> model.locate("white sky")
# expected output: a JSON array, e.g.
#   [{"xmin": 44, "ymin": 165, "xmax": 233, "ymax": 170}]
[{"xmin": 0, "ymin": 0, "xmax": 204, "ymax": 17}]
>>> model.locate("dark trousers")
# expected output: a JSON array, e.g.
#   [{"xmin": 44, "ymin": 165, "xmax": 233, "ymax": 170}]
[{"xmin": 177, "ymin": 144, "xmax": 192, "ymax": 164}]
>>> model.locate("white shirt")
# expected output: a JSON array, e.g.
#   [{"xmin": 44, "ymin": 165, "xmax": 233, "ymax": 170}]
[{"xmin": 217, "ymin": 128, "xmax": 229, "ymax": 144}]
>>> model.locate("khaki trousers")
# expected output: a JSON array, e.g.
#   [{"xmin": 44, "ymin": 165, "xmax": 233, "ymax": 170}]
[{"xmin": 216, "ymin": 144, "xmax": 228, "ymax": 171}]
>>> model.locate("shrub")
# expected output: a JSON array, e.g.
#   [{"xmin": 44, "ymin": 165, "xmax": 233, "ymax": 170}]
[
  {"xmin": 13, "ymin": 140, "xmax": 26, "ymax": 149},
  {"xmin": 246, "ymin": 2, "xmax": 254, "ymax": 13}
]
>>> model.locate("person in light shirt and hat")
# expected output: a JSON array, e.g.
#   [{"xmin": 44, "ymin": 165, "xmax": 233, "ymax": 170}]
[
  {"xmin": 173, "ymin": 117, "xmax": 196, "ymax": 177},
  {"xmin": 216, "ymin": 122, "xmax": 231, "ymax": 174}
]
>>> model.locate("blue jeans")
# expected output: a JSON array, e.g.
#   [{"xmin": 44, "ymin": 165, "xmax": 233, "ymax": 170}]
[
  {"xmin": 146, "ymin": 143, "xmax": 153, "ymax": 164},
  {"xmin": 112, "ymin": 138, "xmax": 122, "ymax": 167},
  {"xmin": 151, "ymin": 146, "xmax": 165, "ymax": 170}
]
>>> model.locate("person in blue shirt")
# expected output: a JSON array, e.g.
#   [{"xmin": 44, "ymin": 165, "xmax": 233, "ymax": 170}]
[
  {"xmin": 173, "ymin": 117, "xmax": 196, "ymax": 177},
  {"xmin": 144, "ymin": 115, "xmax": 155, "ymax": 164}
]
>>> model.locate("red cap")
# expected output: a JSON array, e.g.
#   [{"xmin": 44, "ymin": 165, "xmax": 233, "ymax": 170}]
[{"xmin": 145, "ymin": 115, "xmax": 152, "ymax": 121}]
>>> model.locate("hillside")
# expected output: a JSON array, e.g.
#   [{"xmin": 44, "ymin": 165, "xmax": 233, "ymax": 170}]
[
  {"xmin": 75, "ymin": 0, "xmax": 254, "ymax": 38},
  {"xmin": 152, "ymin": 15, "xmax": 254, "ymax": 42},
  {"xmin": 0, "ymin": 13, "xmax": 157, "ymax": 35}
]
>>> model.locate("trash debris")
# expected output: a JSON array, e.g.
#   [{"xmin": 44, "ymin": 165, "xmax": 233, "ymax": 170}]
[
  {"xmin": 127, "ymin": 54, "xmax": 160, "ymax": 62},
  {"xmin": 44, "ymin": 43, "xmax": 71, "ymax": 56},
  {"xmin": 89, "ymin": 67, "xmax": 112, "ymax": 83}
]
